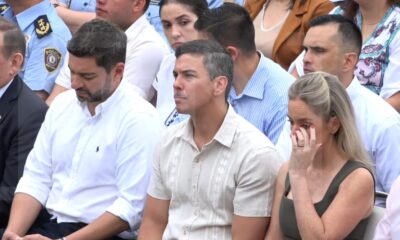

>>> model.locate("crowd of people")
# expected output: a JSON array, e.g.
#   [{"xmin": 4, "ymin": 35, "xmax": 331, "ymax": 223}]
[{"xmin": 0, "ymin": 0, "xmax": 400, "ymax": 239}]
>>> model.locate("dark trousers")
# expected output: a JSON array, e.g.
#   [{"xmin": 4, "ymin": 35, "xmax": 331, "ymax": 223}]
[{"xmin": 0, "ymin": 209, "xmax": 125, "ymax": 239}]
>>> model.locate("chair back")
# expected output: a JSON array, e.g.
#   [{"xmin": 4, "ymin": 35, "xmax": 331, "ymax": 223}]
[{"xmin": 363, "ymin": 206, "xmax": 386, "ymax": 240}]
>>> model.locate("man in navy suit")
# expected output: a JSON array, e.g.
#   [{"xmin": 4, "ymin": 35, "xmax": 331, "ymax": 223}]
[{"xmin": 0, "ymin": 17, "xmax": 47, "ymax": 227}]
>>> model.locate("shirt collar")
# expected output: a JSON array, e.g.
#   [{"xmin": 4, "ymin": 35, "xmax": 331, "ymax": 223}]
[
  {"xmin": 13, "ymin": 0, "xmax": 52, "ymax": 31},
  {"xmin": 125, "ymin": 14, "xmax": 147, "ymax": 38},
  {"xmin": 0, "ymin": 78, "xmax": 14, "ymax": 99},
  {"xmin": 179, "ymin": 105, "xmax": 238, "ymax": 149},
  {"xmin": 346, "ymin": 75, "xmax": 362, "ymax": 102},
  {"xmin": 230, "ymin": 52, "xmax": 267, "ymax": 100}
]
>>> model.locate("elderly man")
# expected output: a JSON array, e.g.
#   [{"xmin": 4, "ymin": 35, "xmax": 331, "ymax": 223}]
[
  {"xmin": 0, "ymin": 18, "xmax": 47, "ymax": 227},
  {"xmin": 138, "ymin": 40, "xmax": 282, "ymax": 239},
  {"xmin": 1, "ymin": 19, "xmax": 162, "ymax": 240}
]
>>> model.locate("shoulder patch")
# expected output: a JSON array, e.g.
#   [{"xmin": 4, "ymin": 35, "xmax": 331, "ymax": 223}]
[
  {"xmin": 0, "ymin": 3, "xmax": 9, "ymax": 15},
  {"xmin": 34, "ymin": 15, "xmax": 53, "ymax": 39},
  {"xmin": 44, "ymin": 48, "xmax": 62, "ymax": 72}
]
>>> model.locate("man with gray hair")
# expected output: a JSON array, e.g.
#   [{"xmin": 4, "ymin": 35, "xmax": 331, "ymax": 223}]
[
  {"xmin": 0, "ymin": 17, "xmax": 47, "ymax": 228},
  {"xmin": 138, "ymin": 39, "xmax": 282, "ymax": 239}
]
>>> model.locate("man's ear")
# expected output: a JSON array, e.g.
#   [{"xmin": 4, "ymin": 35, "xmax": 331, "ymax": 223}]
[
  {"xmin": 343, "ymin": 52, "xmax": 358, "ymax": 72},
  {"xmin": 132, "ymin": 0, "xmax": 146, "ymax": 13},
  {"xmin": 213, "ymin": 75, "xmax": 228, "ymax": 98},
  {"xmin": 9, "ymin": 52, "xmax": 24, "ymax": 77},
  {"xmin": 112, "ymin": 62, "xmax": 125, "ymax": 84},
  {"xmin": 226, "ymin": 46, "xmax": 239, "ymax": 61}
]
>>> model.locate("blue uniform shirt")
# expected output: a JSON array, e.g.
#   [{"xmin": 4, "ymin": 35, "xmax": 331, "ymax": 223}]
[
  {"xmin": 1, "ymin": 0, "xmax": 71, "ymax": 93},
  {"xmin": 58, "ymin": 0, "xmax": 96, "ymax": 12}
]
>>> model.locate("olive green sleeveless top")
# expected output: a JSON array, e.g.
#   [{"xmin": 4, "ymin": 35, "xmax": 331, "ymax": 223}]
[{"xmin": 279, "ymin": 160, "xmax": 373, "ymax": 240}]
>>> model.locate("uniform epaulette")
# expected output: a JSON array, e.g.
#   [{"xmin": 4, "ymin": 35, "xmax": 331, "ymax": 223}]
[
  {"xmin": 0, "ymin": 3, "xmax": 9, "ymax": 15},
  {"xmin": 34, "ymin": 15, "xmax": 53, "ymax": 39}
]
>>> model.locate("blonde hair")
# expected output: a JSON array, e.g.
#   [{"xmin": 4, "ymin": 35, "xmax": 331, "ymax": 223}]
[{"xmin": 288, "ymin": 72, "xmax": 372, "ymax": 170}]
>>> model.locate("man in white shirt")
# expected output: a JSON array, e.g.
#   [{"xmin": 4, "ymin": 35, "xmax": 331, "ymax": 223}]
[
  {"xmin": 2, "ymin": 19, "xmax": 162, "ymax": 240},
  {"xmin": 46, "ymin": 0, "xmax": 169, "ymax": 104},
  {"xmin": 138, "ymin": 40, "xmax": 282, "ymax": 240},
  {"xmin": 276, "ymin": 15, "xmax": 400, "ymax": 205}
]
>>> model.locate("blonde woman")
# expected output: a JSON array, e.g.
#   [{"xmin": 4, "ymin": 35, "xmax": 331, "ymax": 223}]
[{"xmin": 266, "ymin": 72, "xmax": 374, "ymax": 239}]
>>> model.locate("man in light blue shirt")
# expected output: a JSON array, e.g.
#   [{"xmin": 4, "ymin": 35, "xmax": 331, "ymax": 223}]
[
  {"xmin": 0, "ymin": 0, "xmax": 71, "ymax": 100},
  {"xmin": 195, "ymin": 3, "xmax": 294, "ymax": 144}
]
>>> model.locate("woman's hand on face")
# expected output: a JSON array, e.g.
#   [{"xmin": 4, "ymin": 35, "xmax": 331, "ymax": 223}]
[{"xmin": 289, "ymin": 127, "xmax": 322, "ymax": 175}]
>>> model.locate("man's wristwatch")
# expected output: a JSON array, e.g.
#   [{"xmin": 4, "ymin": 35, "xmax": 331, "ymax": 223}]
[{"xmin": 53, "ymin": 3, "xmax": 60, "ymax": 8}]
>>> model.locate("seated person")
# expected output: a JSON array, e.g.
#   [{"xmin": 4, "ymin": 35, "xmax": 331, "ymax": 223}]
[
  {"xmin": 138, "ymin": 40, "xmax": 282, "ymax": 239},
  {"xmin": 246, "ymin": 0, "xmax": 334, "ymax": 69},
  {"xmin": 152, "ymin": 0, "xmax": 208, "ymax": 126},
  {"xmin": 374, "ymin": 176, "xmax": 400, "ymax": 239},
  {"xmin": 46, "ymin": 0, "xmax": 169, "ymax": 104},
  {"xmin": 195, "ymin": 3, "xmax": 295, "ymax": 144},
  {"xmin": 0, "ymin": 0, "xmax": 71, "ymax": 101},
  {"xmin": 290, "ymin": 0, "xmax": 400, "ymax": 112},
  {"xmin": 267, "ymin": 72, "xmax": 375, "ymax": 239},
  {"xmin": 1, "ymin": 19, "xmax": 162, "ymax": 240},
  {"xmin": 0, "ymin": 18, "xmax": 48, "ymax": 227},
  {"xmin": 277, "ymin": 15, "xmax": 400, "ymax": 203},
  {"xmin": 145, "ymin": 0, "xmax": 222, "ymax": 39}
]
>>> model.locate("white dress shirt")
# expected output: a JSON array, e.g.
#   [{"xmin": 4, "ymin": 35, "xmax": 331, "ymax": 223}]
[
  {"xmin": 55, "ymin": 15, "xmax": 169, "ymax": 100},
  {"xmin": 0, "ymin": 78, "xmax": 13, "ymax": 99},
  {"xmin": 148, "ymin": 106, "xmax": 282, "ymax": 240},
  {"xmin": 276, "ymin": 77, "xmax": 400, "ymax": 196},
  {"xmin": 374, "ymin": 176, "xmax": 400, "ymax": 239},
  {"xmin": 16, "ymin": 82, "xmax": 163, "ymax": 237}
]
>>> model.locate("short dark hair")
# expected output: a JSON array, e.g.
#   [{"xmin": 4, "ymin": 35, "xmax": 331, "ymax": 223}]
[
  {"xmin": 67, "ymin": 19, "xmax": 127, "ymax": 73},
  {"xmin": 0, "ymin": 17, "xmax": 26, "ymax": 62},
  {"xmin": 175, "ymin": 40, "xmax": 233, "ymax": 101},
  {"xmin": 144, "ymin": 0, "xmax": 150, "ymax": 12},
  {"xmin": 310, "ymin": 14, "xmax": 362, "ymax": 56},
  {"xmin": 159, "ymin": 0, "xmax": 208, "ymax": 18},
  {"xmin": 194, "ymin": 3, "xmax": 256, "ymax": 56}
]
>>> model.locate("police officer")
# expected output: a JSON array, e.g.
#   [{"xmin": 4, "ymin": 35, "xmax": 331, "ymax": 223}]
[{"xmin": 0, "ymin": 0, "xmax": 71, "ymax": 100}]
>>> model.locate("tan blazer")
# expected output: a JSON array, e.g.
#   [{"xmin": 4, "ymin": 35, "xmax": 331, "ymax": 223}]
[{"xmin": 246, "ymin": 0, "xmax": 334, "ymax": 69}]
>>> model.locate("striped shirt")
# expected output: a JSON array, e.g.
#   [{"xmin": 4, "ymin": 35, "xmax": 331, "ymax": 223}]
[
  {"xmin": 229, "ymin": 52, "xmax": 294, "ymax": 144},
  {"xmin": 148, "ymin": 106, "xmax": 282, "ymax": 240}
]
